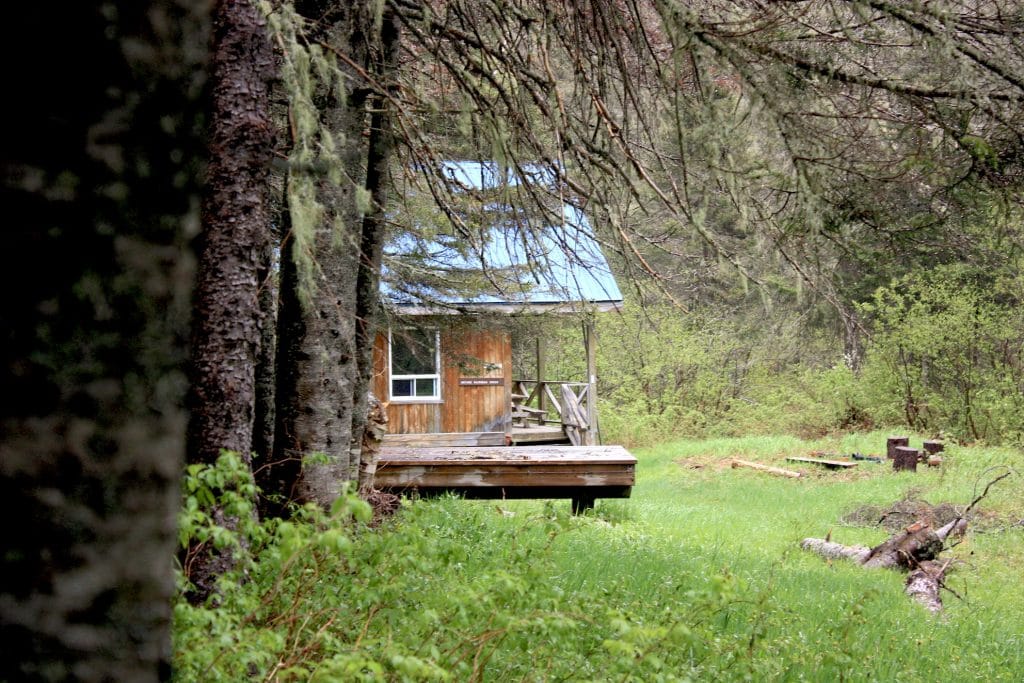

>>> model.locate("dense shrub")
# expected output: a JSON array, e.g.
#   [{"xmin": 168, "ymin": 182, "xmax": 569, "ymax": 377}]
[
  {"xmin": 857, "ymin": 265, "xmax": 1024, "ymax": 445},
  {"xmin": 580, "ymin": 305, "xmax": 853, "ymax": 446}
]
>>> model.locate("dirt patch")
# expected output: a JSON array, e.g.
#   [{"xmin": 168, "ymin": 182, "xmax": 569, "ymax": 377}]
[
  {"xmin": 675, "ymin": 456, "xmax": 733, "ymax": 472},
  {"xmin": 841, "ymin": 499, "xmax": 966, "ymax": 532}
]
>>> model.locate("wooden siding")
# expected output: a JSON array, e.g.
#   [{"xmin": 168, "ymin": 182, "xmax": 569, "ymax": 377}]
[{"xmin": 373, "ymin": 326, "xmax": 512, "ymax": 435}]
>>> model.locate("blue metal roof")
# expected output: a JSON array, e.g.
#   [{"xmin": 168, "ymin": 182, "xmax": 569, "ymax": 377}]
[{"xmin": 382, "ymin": 161, "xmax": 622, "ymax": 309}]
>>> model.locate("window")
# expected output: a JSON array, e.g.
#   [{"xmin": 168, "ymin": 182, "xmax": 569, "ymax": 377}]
[{"xmin": 389, "ymin": 328, "xmax": 440, "ymax": 401}]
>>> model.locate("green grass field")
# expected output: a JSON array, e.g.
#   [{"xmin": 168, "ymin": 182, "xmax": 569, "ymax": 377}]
[
  {"xmin": 174, "ymin": 432, "xmax": 1024, "ymax": 681},
  {"xmin": 534, "ymin": 431, "xmax": 1024, "ymax": 681}
]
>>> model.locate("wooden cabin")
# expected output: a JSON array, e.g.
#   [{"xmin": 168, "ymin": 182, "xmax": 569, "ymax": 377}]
[{"xmin": 375, "ymin": 161, "xmax": 623, "ymax": 446}]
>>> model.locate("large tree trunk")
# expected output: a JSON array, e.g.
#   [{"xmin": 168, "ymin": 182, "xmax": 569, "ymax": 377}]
[
  {"xmin": 184, "ymin": 0, "xmax": 275, "ymax": 602},
  {"xmin": 272, "ymin": 215, "xmax": 362, "ymax": 504},
  {"xmin": 0, "ymin": 3, "xmax": 208, "ymax": 680}
]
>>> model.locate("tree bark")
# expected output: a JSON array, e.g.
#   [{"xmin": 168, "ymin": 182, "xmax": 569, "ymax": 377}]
[
  {"xmin": 893, "ymin": 446, "xmax": 919, "ymax": 472},
  {"xmin": 861, "ymin": 521, "xmax": 942, "ymax": 569},
  {"xmin": 184, "ymin": 0, "xmax": 276, "ymax": 602},
  {"xmin": 272, "ymin": 1, "xmax": 369, "ymax": 507},
  {"xmin": 187, "ymin": 0, "xmax": 276, "ymax": 468},
  {"xmin": 354, "ymin": 7, "xmax": 400, "ymax": 491},
  {"xmin": 905, "ymin": 560, "xmax": 948, "ymax": 613},
  {"xmin": 0, "ymin": 2, "xmax": 208, "ymax": 679},
  {"xmin": 886, "ymin": 435, "xmax": 910, "ymax": 460}
]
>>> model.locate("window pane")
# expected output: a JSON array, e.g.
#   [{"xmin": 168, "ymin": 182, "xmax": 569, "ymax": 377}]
[
  {"xmin": 392, "ymin": 329, "xmax": 436, "ymax": 375},
  {"xmin": 414, "ymin": 378, "xmax": 436, "ymax": 397},
  {"xmin": 391, "ymin": 378, "xmax": 413, "ymax": 397}
]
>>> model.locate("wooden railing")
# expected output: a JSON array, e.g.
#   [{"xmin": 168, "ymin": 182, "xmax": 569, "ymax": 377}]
[{"xmin": 511, "ymin": 380, "xmax": 595, "ymax": 446}]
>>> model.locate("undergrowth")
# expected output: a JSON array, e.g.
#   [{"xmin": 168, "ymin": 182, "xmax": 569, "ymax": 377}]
[{"xmin": 174, "ymin": 441, "xmax": 1024, "ymax": 681}]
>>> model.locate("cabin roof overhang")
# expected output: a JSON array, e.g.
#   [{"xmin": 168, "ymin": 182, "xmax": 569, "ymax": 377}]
[{"xmin": 383, "ymin": 162, "xmax": 623, "ymax": 313}]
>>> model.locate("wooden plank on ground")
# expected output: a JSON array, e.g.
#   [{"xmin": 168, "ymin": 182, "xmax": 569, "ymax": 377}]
[
  {"xmin": 731, "ymin": 459, "xmax": 803, "ymax": 478},
  {"xmin": 786, "ymin": 456, "xmax": 857, "ymax": 469},
  {"xmin": 382, "ymin": 432, "xmax": 506, "ymax": 447}
]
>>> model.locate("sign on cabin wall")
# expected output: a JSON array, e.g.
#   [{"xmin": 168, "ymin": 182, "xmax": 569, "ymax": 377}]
[{"xmin": 459, "ymin": 377, "xmax": 504, "ymax": 386}]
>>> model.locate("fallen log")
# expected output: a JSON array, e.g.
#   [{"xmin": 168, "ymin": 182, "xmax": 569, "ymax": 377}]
[
  {"xmin": 862, "ymin": 517, "xmax": 965, "ymax": 569},
  {"xmin": 801, "ymin": 474, "xmax": 1002, "ymax": 613},
  {"xmin": 803, "ymin": 517, "xmax": 968, "ymax": 570},
  {"xmin": 731, "ymin": 459, "xmax": 803, "ymax": 479},
  {"xmin": 905, "ymin": 560, "xmax": 951, "ymax": 613},
  {"xmin": 801, "ymin": 523, "xmax": 958, "ymax": 611},
  {"xmin": 799, "ymin": 538, "xmax": 870, "ymax": 563}
]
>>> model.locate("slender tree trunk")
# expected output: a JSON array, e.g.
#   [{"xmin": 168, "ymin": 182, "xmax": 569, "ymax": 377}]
[
  {"xmin": 253, "ymin": 230, "xmax": 280, "ymax": 467},
  {"xmin": 355, "ymin": 8, "xmax": 400, "ymax": 491},
  {"xmin": 256, "ymin": 189, "xmax": 288, "ymax": 518},
  {"xmin": 840, "ymin": 303, "xmax": 864, "ymax": 373},
  {"xmin": 1, "ymin": 2, "xmax": 208, "ymax": 680},
  {"xmin": 187, "ymin": 0, "xmax": 276, "ymax": 467},
  {"xmin": 184, "ymin": 0, "xmax": 275, "ymax": 602}
]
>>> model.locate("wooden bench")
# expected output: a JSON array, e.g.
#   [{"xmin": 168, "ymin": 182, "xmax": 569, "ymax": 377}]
[{"xmin": 375, "ymin": 444, "xmax": 636, "ymax": 513}]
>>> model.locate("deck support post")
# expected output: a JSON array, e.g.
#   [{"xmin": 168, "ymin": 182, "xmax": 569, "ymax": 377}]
[
  {"xmin": 536, "ymin": 335, "xmax": 547, "ymax": 416},
  {"xmin": 583, "ymin": 320, "xmax": 597, "ymax": 446},
  {"xmin": 571, "ymin": 496, "xmax": 595, "ymax": 515}
]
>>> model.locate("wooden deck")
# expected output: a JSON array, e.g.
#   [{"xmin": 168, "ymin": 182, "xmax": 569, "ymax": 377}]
[{"xmin": 375, "ymin": 445, "xmax": 636, "ymax": 513}]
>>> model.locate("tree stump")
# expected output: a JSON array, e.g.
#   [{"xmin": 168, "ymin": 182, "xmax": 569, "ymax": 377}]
[
  {"xmin": 923, "ymin": 440, "xmax": 944, "ymax": 455},
  {"xmin": 887, "ymin": 435, "xmax": 910, "ymax": 460},
  {"xmin": 893, "ymin": 446, "xmax": 919, "ymax": 472}
]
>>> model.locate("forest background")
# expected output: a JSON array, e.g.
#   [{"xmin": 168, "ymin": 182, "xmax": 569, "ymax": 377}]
[{"xmin": 2, "ymin": 0, "xmax": 1023, "ymax": 680}]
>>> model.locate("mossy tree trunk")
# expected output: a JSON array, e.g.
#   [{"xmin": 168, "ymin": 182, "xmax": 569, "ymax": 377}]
[{"xmin": 271, "ymin": 0, "xmax": 398, "ymax": 507}]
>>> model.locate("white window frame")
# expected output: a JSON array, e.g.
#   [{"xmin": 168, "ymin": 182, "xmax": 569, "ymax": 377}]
[{"xmin": 388, "ymin": 327, "xmax": 442, "ymax": 402}]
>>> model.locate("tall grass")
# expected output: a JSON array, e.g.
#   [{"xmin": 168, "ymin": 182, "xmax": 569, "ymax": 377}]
[{"xmin": 174, "ymin": 433, "xmax": 1024, "ymax": 681}]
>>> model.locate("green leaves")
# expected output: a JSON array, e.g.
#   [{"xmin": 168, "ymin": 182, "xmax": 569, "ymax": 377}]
[{"xmin": 859, "ymin": 264, "xmax": 1024, "ymax": 443}]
